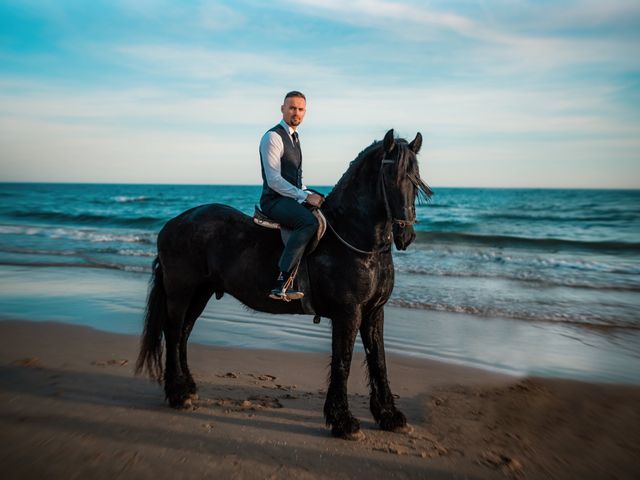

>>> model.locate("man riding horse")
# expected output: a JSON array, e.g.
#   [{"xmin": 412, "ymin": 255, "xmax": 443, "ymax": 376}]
[
  {"xmin": 136, "ymin": 104, "xmax": 432, "ymax": 438},
  {"xmin": 258, "ymin": 91, "xmax": 324, "ymax": 300}
]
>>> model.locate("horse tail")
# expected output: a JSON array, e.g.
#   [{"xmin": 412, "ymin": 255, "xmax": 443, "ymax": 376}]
[{"xmin": 135, "ymin": 256, "xmax": 165, "ymax": 382}]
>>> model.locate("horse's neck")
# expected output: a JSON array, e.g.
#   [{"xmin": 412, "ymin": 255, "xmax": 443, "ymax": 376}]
[{"xmin": 324, "ymin": 170, "xmax": 391, "ymax": 249}]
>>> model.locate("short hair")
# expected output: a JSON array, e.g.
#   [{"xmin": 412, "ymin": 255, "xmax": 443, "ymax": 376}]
[{"xmin": 284, "ymin": 91, "xmax": 306, "ymax": 101}]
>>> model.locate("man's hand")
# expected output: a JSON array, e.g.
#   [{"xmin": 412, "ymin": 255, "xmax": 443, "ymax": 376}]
[{"xmin": 305, "ymin": 193, "xmax": 324, "ymax": 207}]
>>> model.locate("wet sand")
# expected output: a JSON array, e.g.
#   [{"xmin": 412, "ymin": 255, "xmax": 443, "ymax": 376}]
[
  {"xmin": 2, "ymin": 265, "xmax": 639, "ymax": 384},
  {"xmin": 1, "ymin": 320, "xmax": 638, "ymax": 479}
]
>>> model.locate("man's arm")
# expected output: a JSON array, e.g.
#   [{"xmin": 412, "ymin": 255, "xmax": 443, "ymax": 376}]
[{"xmin": 260, "ymin": 131, "xmax": 309, "ymax": 203}]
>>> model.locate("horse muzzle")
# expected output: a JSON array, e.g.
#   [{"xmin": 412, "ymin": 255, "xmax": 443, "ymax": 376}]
[{"xmin": 393, "ymin": 223, "xmax": 416, "ymax": 251}]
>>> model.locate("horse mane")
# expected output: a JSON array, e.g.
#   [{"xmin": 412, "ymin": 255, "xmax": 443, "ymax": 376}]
[
  {"xmin": 324, "ymin": 136, "xmax": 433, "ymax": 211},
  {"xmin": 324, "ymin": 140, "xmax": 382, "ymax": 210}
]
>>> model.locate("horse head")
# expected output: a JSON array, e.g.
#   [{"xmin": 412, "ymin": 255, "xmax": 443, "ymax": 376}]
[{"xmin": 380, "ymin": 129, "xmax": 431, "ymax": 250}]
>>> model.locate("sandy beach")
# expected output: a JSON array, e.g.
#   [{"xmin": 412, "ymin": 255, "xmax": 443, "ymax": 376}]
[
  {"xmin": 1, "ymin": 320, "xmax": 638, "ymax": 479},
  {"xmin": 3, "ymin": 0, "xmax": 640, "ymax": 477}
]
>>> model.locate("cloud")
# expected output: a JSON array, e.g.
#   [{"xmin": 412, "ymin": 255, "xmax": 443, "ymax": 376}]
[
  {"xmin": 286, "ymin": 0, "xmax": 640, "ymax": 74},
  {"xmin": 0, "ymin": 116, "xmax": 262, "ymax": 184},
  {"xmin": 2, "ymin": 84, "xmax": 639, "ymax": 187},
  {"xmin": 2, "ymin": 73, "xmax": 635, "ymax": 139},
  {"xmin": 1, "ymin": 1, "xmax": 639, "ymax": 187},
  {"xmin": 291, "ymin": 0, "xmax": 480, "ymax": 37},
  {"xmin": 113, "ymin": 44, "xmax": 339, "ymax": 85},
  {"xmin": 113, "ymin": 0, "xmax": 245, "ymax": 31}
]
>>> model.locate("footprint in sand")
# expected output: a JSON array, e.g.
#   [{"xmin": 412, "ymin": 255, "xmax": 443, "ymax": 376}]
[{"xmin": 12, "ymin": 357, "xmax": 43, "ymax": 368}]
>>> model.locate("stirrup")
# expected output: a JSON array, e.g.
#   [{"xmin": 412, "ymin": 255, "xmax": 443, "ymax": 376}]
[
  {"xmin": 269, "ymin": 289, "xmax": 304, "ymax": 302},
  {"xmin": 269, "ymin": 266, "xmax": 303, "ymax": 301}
]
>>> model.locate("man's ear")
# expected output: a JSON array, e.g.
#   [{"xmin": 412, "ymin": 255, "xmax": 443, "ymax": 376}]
[{"xmin": 383, "ymin": 129, "xmax": 395, "ymax": 154}]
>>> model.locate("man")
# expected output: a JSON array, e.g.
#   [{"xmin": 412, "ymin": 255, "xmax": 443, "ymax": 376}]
[{"xmin": 259, "ymin": 91, "xmax": 324, "ymax": 300}]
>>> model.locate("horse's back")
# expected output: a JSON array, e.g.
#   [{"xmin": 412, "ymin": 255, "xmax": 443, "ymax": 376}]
[
  {"xmin": 159, "ymin": 203, "xmax": 250, "ymax": 240},
  {"xmin": 167, "ymin": 203, "xmax": 249, "ymax": 227},
  {"xmin": 157, "ymin": 202, "xmax": 280, "ymax": 265}
]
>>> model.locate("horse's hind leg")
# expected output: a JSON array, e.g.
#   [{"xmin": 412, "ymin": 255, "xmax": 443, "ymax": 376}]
[
  {"xmin": 163, "ymin": 288, "xmax": 193, "ymax": 408},
  {"xmin": 179, "ymin": 285, "xmax": 214, "ymax": 399},
  {"xmin": 324, "ymin": 308, "xmax": 363, "ymax": 440},
  {"xmin": 360, "ymin": 306, "xmax": 408, "ymax": 432}
]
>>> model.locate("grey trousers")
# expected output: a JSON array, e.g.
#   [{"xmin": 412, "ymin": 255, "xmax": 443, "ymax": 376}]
[{"xmin": 262, "ymin": 196, "xmax": 318, "ymax": 273}]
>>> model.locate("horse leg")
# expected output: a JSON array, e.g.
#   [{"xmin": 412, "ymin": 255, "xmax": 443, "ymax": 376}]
[
  {"xmin": 324, "ymin": 309, "xmax": 363, "ymax": 440},
  {"xmin": 163, "ymin": 290, "xmax": 193, "ymax": 408},
  {"xmin": 360, "ymin": 306, "xmax": 408, "ymax": 431},
  {"xmin": 179, "ymin": 285, "xmax": 214, "ymax": 400}
]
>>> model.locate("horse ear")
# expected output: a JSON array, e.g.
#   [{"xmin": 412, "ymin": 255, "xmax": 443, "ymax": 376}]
[
  {"xmin": 383, "ymin": 129, "xmax": 395, "ymax": 154},
  {"xmin": 409, "ymin": 132, "xmax": 422, "ymax": 154}
]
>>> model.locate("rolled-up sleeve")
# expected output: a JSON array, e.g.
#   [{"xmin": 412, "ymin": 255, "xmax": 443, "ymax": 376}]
[{"xmin": 260, "ymin": 131, "xmax": 309, "ymax": 203}]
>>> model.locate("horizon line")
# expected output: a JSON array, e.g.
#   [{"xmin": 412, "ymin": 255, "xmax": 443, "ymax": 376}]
[{"xmin": 0, "ymin": 181, "xmax": 638, "ymax": 191}]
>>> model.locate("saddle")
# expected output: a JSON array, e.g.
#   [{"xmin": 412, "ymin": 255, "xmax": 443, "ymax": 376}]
[
  {"xmin": 253, "ymin": 205, "xmax": 326, "ymax": 321},
  {"xmin": 253, "ymin": 205, "xmax": 327, "ymax": 255}
]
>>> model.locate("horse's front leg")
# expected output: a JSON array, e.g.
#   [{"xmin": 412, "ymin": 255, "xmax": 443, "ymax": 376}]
[
  {"xmin": 360, "ymin": 305, "xmax": 409, "ymax": 432},
  {"xmin": 324, "ymin": 308, "xmax": 363, "ymax": 440}
]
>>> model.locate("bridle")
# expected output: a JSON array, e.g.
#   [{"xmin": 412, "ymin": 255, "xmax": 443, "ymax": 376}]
[
  {"xmin": 380, "ymin": 155, "xmax": 417, "ymax": 229},
  {"xmin": 323, "ymin": 147, "xmax": 417, "ymax": 255}
]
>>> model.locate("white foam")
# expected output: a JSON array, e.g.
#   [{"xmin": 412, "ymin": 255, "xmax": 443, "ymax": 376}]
[
  {"xmin": 113, "ymin": 195, "xmax": 149, "ymax": 203},
  {"xmin": 0, "ymin": 223, "xmax": 155, "ymax": 244}
]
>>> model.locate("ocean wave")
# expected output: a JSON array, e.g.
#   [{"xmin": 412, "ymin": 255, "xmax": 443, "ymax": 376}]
[
  {"xmin": 0, "ymin": 259, "xmax": 152, "ymax": 273},
  {"xmin": 394, "ymin": 267, "xmax": 640, "ymax": 291},
  {"xmin": 418, "ymin": 203, "xmax": 449, "ymax": 209},
  {"xmin": 0, "ymin": 223, "xmax": 156, "ymax": 244},
  {"xmin": 113, "ymin": 195, "xmax": 150, "ymax": 203},
  {"xmin": 0, "ymin": 246, "xmax": 84, "ymax": 257},
  {"xmin": 477, "ymin": 212, "xmax": 639, "ymax": 223},
  {"xmin": 387, "ymin": 298, "xmax": 640, "ymax": 331},
  {"xmin": 0, "ymin": 245, "xmax": 156, "ymax": 258},
  {"xmin": 116, "ymin": 248, "xmax": 156, "ymax": 257},
  {"xmin": 420, "ymin": 219, "xmax": 477, "ymax": 229},
  {"xmin": 396, "ymin": 247, "xmax": 640, "ymax": 275},
  {"xmin": 7, "ymin": 210, "xmax": 165, "ymax": 229},
  {"xmin": 55, "ymin": 229, "xmax": 155, "ymax": 244},
  {"xmin": 0, "ymin": 224, "xmax": 45, "ymax": 236},
  {"xmin": 412, "ymin": 231, "xmax": 640, "ymax": 253}
]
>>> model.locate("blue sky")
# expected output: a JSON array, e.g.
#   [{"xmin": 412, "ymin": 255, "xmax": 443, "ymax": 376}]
[{"xmin": 1, "ymin": 0, "xmax": 639, "ymax": 188}]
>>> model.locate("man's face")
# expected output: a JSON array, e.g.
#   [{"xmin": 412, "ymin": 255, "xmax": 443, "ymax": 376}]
[{"xmin": 281, "ymin": 96, "xmax": 306, "ymax": 128}]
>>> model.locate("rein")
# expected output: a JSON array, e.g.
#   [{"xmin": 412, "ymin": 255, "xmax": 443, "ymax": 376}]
[
  {"xmin": 322, "ymin": 150, "xmax": 416, "ymax": 255},
  {"xmin": 324, "ymin": 218, "xmax": 390, "ymax": 255}
]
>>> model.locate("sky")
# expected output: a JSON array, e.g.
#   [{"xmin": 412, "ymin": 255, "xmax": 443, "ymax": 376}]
[{"xmin": 0, "ymin": 0, "xmax": 639, "ymax": 188}]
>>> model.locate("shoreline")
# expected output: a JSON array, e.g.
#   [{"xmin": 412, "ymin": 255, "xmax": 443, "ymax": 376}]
[
  {"xmin": 1, "ymin": 320, "xmax": 638, "ymax": 479},
  {"xmin": 1, "ymin": 264, "xmax": 639, "ymax": 384}
]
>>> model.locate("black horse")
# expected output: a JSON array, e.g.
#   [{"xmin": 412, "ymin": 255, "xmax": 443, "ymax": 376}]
[{"xmin": 136, "ymin": 129, "xmax": 431, "ymax": 439}]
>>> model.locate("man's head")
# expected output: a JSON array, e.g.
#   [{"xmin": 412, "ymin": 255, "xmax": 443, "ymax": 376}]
[{"xmin": 281, "ymin": 91, "xmax": 306, "ymax": 129}]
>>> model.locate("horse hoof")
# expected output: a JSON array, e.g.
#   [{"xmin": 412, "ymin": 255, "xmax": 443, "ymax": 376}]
[
  {"xmin": 393, "ymin": 424, "xmax": 413, "ymax": 434},
  {"xmin": 379, "ymin": 410, "xmax": 408, "ymax": 432},
  {"xmin": 168, "ymin": 396, "xmax": 192, "ymax": 409},
  {"xmin": 330, "ymin": 419, "xmax": 364, "ymax": 441},
  {"xmin": 344, "ymin": 430, "xmax": 366, "ymax": 441}
]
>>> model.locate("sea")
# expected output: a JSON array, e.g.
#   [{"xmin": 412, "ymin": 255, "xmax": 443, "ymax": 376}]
[{"xmin": 1, "ymin": 183, "xmax": 639, "ymax": 382}]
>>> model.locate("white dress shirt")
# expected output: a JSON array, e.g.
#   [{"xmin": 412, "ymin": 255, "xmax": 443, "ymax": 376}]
[{"xmin": 260, "ymin": 119, "xmax": 309, "ymax": 203}]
